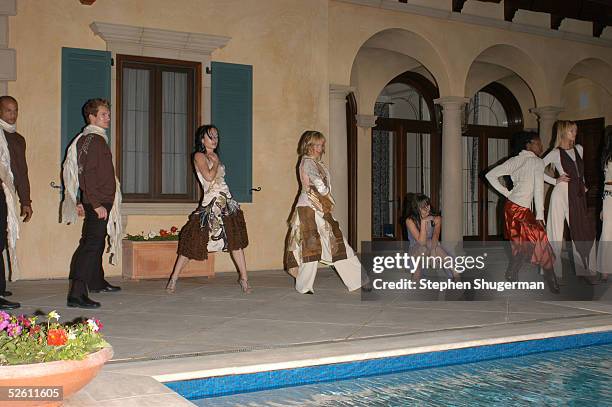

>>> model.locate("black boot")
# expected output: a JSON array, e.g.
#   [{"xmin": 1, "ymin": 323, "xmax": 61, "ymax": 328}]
[
  {"xmin": 543, "ymin": 269, "xmax": 560, "ymax": 294},
  {"xmin": 67, "ymin": 295, "xmax": 101, "ymax": 309},
  {"xmin": 0, "ymin": 297, "xmax": 20, "ymax": 310}
]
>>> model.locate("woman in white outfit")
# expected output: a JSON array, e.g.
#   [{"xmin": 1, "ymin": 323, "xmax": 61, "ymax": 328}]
[
  {"xmin": 285, "ymin": 131, "xmax": 364, "ymax": 294},
  {"xmin": 597, "ymin": 125, "xmax": 612, "ymax": 281},
  {"xmin": 543, "ymin": 120, "xmax": 598, "ymax": 278}
]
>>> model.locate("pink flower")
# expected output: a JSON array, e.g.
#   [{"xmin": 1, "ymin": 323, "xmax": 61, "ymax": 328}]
[
  {"xmin": 17, "ymin": 315, "xmax": 31, "ymax": 328},
  {"xmin": 6, "ymin": 323, "xmax": 22, "ymax": 337},
  {"xmin": 0, "ymin": 311, "xmax": 10, "ymax": 331}
]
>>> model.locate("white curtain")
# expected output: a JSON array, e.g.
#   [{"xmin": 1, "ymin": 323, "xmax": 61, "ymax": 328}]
[
  {"xmin": 162, "ymin": 71, "xmax": 188, "ymax": 194},
  {"xmin": 122, "ymin": 68, "xmax": 150, "ymax": 194}
]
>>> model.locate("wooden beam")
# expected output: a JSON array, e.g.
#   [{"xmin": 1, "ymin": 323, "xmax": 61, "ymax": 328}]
[
  {"xmin": 80, "ymin": 0, "xmax": 96, "ymax": 5},
  {"xmin": 593, "ymin": 21, "xmax": 606, "ymax": 37},
  {"xmin": 504, "ymin": 0, "xmax": 519, "ymax": 22},
  {"xmin": 452, "ymin": 0, "xmax": 468, "ymax": 13},
  {"xmin": 551, "ymin": 14, "xmax": 564, "ymax": 30}
]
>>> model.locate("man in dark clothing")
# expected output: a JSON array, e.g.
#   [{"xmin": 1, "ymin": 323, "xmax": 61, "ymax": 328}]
[
  {"xmin": 0, "ymin": 96, "xmax": 33, "ymax": 310},
  {"xmin": 66, "ymin": 98, "xmax": 120, "ymax": 309}
]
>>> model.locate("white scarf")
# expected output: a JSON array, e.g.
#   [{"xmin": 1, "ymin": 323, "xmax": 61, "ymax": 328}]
[
  {"xmin": 61, "ymin": 125, "xmax": 123, "ymax": 265},
  {"xmin": 0, "ymin": 119, "xmax": 21, "ymax": 280}
]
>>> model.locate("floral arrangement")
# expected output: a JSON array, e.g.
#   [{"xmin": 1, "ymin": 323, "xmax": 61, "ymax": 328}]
[
  {"xmin": 0, "ymin": 310, "xmax": 109, "ymax": 365},
  {"xmin": 125, "ymin": 226, "xmax": 180, "ymax": 241}
]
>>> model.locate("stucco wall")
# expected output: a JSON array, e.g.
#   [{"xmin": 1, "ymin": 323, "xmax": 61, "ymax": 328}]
[
  {"xmin": 8, "ymin": 0, "xmax": 329, "ymax": 278},
  {"xmin": 5, "ymin": 0, "xmax": 612, "ymax": 280}
]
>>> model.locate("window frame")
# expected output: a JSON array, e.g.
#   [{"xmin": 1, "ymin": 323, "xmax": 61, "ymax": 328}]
[{"xmin": 116, "ymin": 54, "xmax": 201, "ymax": 203}]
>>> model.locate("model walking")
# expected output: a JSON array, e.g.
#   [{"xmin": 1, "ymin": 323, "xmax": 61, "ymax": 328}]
[
  {"xmin": 598, "ymin": 125, "xmax": 612, "ymax": 281},
  {"xmin": 285, "ymin": 131, "xmax": 367, "ymax": 294},
  {"xmin": 486, "ymin": 131, "xmax": 558, "ymax": 293},
  {"xmin": 166, "ymin": 125, "xmax": 251, "ymax": 293}
]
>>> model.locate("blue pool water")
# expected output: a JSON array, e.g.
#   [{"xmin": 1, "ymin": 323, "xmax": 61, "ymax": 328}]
[{"xmin": 191, "ymin": 343, "xmax": 612, "ymax": 406}]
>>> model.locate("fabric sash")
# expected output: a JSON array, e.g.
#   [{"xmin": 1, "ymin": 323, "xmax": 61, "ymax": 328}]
[
  {"xmin": 0, "ymin": 119, "xmax": 21, "ymax": 280},
  {"xmin": 61, "ymin": 125, "xmax": 123, "ymax": 265}
]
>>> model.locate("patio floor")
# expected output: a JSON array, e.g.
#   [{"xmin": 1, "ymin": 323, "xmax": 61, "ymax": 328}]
[{"xmin": 7, "ymin": 267, "xmax": 612, "ymax": 406}]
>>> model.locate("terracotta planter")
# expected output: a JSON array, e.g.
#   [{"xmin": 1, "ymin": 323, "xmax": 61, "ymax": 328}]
[
  {"xmin": 122, "ymin": 240, "xmax": 215, "ymax": 280},
  {"xmin": 0, "ymin": 346, "xmax": 113, "ymax": 406}
]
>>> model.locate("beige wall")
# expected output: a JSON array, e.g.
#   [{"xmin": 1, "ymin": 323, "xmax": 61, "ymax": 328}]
[
  {"xmin": 6, "ymin": 0, "xmax": 612, "ymax": 280},
  {"xmin": 560, "ymin": 78, "xmax": 612, "ymax": 124},
  {"xmin": 8, "ymin": 0, "xmax": 329, "ymax": 279}
]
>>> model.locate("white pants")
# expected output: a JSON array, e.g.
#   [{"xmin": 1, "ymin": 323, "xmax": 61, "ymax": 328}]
[
  {"xmin": 598, "ymin": 195, "xmax": 612, "ymax": 275},
  {"xmin": 294, "ymin": 214, "xmax": 363, "ymax": 293},
  {"xmin": 546, "ymin": 182, "xmax": 598, "ymax": 276}
]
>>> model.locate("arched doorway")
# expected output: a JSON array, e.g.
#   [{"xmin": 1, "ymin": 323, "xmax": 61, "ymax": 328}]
[
  {"xmin": 371, "ymin": 72, "xmax": 440, "ymax": 240},
  {"xmin": 463, "ymin": 82, "xmax": 523, "ymax": 241}
]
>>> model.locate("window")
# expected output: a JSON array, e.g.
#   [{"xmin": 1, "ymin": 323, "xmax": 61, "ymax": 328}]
[
  {"xmin": 372, "ymin": 75, "xmax": 439, "ymax": 240},
  {"xmin": 467, "ymin": 91, "xmax": 509, "ymax": 127},
  {"xmin": 117, "ymin": 55, "xmax": 201, "ymax": 202}
]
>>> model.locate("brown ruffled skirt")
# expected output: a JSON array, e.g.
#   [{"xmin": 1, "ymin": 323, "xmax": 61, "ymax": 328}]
[{"xmin": 177, "ymin": 209, "xmax": 249, "ymax": 261}]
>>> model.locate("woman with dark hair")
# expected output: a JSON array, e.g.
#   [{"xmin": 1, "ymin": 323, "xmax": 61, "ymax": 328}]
[
  {"xmin": 485, "ymin": 131, "xmax": 558, "ymax": 292},
  {"xmin": 166, "ymin": 125, "xmax": 251, "ymax": 293},
  {"xmin": 403, "ymin": 193, "xmax": 458, "ymax": 281},
  {"xmin": 597, "ymin": 125, "xmax": 612, "ymax": 281}
]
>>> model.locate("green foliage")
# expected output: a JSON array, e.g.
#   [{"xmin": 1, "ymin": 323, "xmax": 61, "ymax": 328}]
[{"xmin": 0, "ymin": 311, "xmax": 109, "ymax": 366}]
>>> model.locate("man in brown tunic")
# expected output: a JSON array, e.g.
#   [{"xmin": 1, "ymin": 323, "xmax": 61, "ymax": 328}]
[
  {"xmin": 67, "ymin": 99, "xmax": 120, "ymax": 309},
  {"xmin": 0, "ymin": 96, "xmax": 33, "ymax": 310}
]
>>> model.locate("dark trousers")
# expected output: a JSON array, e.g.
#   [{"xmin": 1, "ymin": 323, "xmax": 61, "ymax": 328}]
[
  {"xmin": 0, "ymin": 188, "xmax": 7, "ymax": 293},
  {"xmin": 69, "ymin": 203, "xmax": 112, "ymax": 297}
]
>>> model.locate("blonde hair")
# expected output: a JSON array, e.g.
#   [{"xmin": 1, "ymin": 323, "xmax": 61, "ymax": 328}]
[
  {"xmin": 298, "ymin": 130, "xmax": 326, "ymax": 156},
  {"xmin": 554, "ymin": 120, "xmax": 577, "ymax": 148}
]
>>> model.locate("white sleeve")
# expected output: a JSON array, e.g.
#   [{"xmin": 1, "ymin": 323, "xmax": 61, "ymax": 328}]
[
  {"xmin": 533, "ymin": 159, "xmax": 545, "ymax": 220},
  {"xmin": 485, "ymin": 158, "xmax": 513, "ymax": 198},
  {"xmin": 542, "ymin": 150, "xmax": 557, "ymax": 185}
]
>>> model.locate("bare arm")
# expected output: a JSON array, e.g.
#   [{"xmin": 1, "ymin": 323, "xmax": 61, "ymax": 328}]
[
  {"xmin": 194, "ymin": 152, "xmax": 219, "ymax": 182},
  {"xmin": 406, "ymin": 218, "xmax": 429, "ymax": 245}
]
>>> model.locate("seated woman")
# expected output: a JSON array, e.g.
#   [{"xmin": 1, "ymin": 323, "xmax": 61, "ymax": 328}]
[{"xmin": 402, "ymin": 193, "xmax": 458, "ymax": 281}]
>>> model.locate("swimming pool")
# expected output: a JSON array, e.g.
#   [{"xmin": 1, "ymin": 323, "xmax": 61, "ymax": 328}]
[
  {"xmin": 166, "ymin": 332, "xmax": 612, "ymax": 406},
  {"xmin": 192, "ymin": 342, "xmax": 612, "ymax": 406}
]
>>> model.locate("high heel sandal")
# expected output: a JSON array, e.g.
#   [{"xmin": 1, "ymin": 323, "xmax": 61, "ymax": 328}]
[
  {"xmin": 238, "ymin": 278, "xmax": 252, "ymax": 294},
  {"xmin": 166, "ymin": 276, "xmax": 178, "ymax": 294}
]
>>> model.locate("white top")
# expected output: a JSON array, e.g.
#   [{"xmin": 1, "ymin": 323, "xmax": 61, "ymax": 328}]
[
  {"xmin": 297, "ymin": 156, "xmax": 332, "ymax": 208},
  {"xmin": 485, "ymin": 150, "xmax": 545, "ymax": 220},
  {"xmin": 605, "ymin": 161, "xmax": 612, "ymax": 192},
  {"xmin": 542, "ymin": 144, "xmax": 584, "ymax": 185},
  {"xmin": 195, "ymin": 160, "xmax": 231, "ymax": 206}
]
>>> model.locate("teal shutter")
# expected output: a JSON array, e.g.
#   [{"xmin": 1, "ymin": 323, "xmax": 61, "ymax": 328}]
[
  {"xmin": 211, "ymin": 62, "xmax": 253, "ymax": 202},
  {"xmin": 61, "ymin": 47, "xmax": 111, "ymax": 162}
]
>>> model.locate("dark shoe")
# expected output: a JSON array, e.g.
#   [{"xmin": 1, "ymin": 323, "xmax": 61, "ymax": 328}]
[
  {"xmin": 544, "ymin": 270, "xmax": 560, "ymax": 294},
  {"xmin": 89, "ymin": 284, "xmax": 121, "ymax": 293},
  {"xmin": 0, "ymin": 297, "xmax": 20, "ymax": 310},
  {"xmin": 305, "ymin": 290, "xmax": 314, "ymax": 295},
  {"xmin": 577, "ymin": 276, "xmax": 599, "ymax": 286},
  {"xmin": 1, "ymin": 290, "xmax": 12, "ymax": 297},
  {"xmin": 361, "ymin": 280, "xmax": 373, "ymax": 292},
  {"xmin": 67, "ymin": 295, "xmax": 101, "ymax": 309}
]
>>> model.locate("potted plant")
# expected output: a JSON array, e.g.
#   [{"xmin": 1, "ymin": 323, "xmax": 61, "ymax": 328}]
[
  {"xmin": 0, "ymin": 310, "xmax": 112, "ymax": 406},
  {"xmin": 123, "ymin": 227, "xmax": 215, "ymax": 280}
]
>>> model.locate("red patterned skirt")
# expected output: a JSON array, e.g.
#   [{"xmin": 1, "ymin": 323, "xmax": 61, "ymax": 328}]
[{"xmin": 504, "ymin": 200, "xmax": 555, "ymax": 269}]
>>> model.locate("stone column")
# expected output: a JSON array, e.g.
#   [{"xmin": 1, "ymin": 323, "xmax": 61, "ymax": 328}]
[
  {"xmin": 328, "ymin": 85, "xmax": 354, "ymax": 233},
  {"xmin": 0, "ymin": 1, "xmax": 17, "ymax": 95},
  {"xmin": 434, "ymin": 96, "xmax": 469, "ymax": 247},
  {"xmin": 355, "ymin": 114, "xmax": 377, "ymax": 246},
  {"xmin": 530, "ymin": 106, "xmax": 563, "ymax": 148}
]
